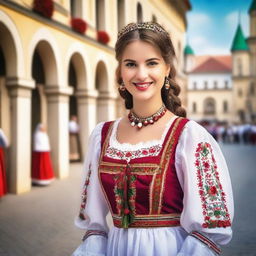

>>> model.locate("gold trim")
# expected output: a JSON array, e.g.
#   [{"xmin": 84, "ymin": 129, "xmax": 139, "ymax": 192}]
[{"xmin": 157, "ymin": 117, "xmax": 183, "ymax": 213}]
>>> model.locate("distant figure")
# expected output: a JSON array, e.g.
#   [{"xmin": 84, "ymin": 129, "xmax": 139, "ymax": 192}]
[
  {"xmin": 32, "ymin": 124, "xmax": 55, "ymax": 185},
  {"xmin": 0, "ymin": 128, "xmax": 8, "ymax": 197},
  {"xmin": 69, "ymin": 115, "xmax": 81, "ymax": 161}
]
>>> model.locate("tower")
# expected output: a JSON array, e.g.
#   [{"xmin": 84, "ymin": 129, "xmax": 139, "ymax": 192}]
[
  {"xmin": 231, "ymin": 22, "xmax": 250, "ymax": 123},
  {"xmin": 184, "ymin": 43, "xmax": 195, "ymax": 73}
]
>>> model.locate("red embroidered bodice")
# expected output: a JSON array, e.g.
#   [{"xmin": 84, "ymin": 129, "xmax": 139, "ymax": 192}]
[{"xmin": 98, "ymin": 117, "xmax": 189, "ymax": 228}]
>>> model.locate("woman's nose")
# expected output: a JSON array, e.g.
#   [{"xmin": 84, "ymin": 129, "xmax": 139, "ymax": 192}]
[{"xmin": 136, "ymin": 65, "xmax": 148, "ymax": 81}]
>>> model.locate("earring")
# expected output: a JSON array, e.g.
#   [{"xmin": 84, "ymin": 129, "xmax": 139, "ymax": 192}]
[
  {"xmin": 164, "ymin": 77, "xmax": 170, "ymax": 90},
  {"xmin": 119, "ymin": 81, "xmax": 126, "ymax": 91}
]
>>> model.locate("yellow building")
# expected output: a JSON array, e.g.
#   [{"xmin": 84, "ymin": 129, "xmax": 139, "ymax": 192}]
[
  {"xmin": 0, "ymin": 0, "xmax": 191, "ymax": 194},
  {"xmin": 185, "ymin": 0, "xmax": 256, "ymax": 124}
]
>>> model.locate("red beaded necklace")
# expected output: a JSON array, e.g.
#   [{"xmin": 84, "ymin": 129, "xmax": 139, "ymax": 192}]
[{"xmin": 128, "ymin": 105, "xmax": 167, "ymax": 129}]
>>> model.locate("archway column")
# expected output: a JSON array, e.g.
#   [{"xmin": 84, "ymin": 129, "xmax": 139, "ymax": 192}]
[
  {"xmin": 75, "ymin": 88, "xmax": 98, "ymax": 159},
  {"xmin": 6, "ymin": 77, "xmax": 35, "ymax": 194},
  {"xmin": 97, "ymin": 91, "xmax": 118, "ymax": 122},
  {"xmin": 45, "ymin": 86, "xmax": 73, "ymax": 179}
]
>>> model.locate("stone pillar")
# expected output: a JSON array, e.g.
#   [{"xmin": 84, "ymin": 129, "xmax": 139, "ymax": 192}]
[
  {"xmin": 6, "ymin": 77, "xmax": 35, "ymax": 194},
  {"xmin": 75, "ymin": 89, "xmax": 98, "ymax": 159},
  {"xmin": 97, "ymin": 91, "xmax": 117, "ymax": 123},
  {"xmin": 45, "ymin": 86, "xmax": 73, "ymax": 179}
]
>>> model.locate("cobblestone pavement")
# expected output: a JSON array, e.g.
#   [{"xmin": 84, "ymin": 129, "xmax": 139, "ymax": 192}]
[{"xmin": 0, "ymin": 145, "xmax": 256, "ymax": 256}]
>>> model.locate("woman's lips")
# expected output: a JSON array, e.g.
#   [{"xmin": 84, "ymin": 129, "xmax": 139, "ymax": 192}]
[{"xmin": 133, "ymin": 82, "xmax": 153, "ymax": 91}]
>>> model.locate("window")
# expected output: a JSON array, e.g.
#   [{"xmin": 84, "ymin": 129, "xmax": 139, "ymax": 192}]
[
  {"xmin": 152, "ymin": 15, "xmax": 157, "ymax": 23},
  {"xmin": 224, "ymin": 80, "xmax": 229, "ymax": 89},
  {"xmin": 204, "ymin": 81, "xmax": 208, "ymax": 89},
  {"xmin": 237, "ymin": 58, "xmax": 242, "ymax": 76},
  {"xmin": 204, "ymin": 98, "xmax": 216, "ymax": 115},
  {"xmin": 214, "ymin": 81, "xmax": 217, "ymax": 89},
  {"xmin": 250, "ymin": 82, "xmax": 255, "ymax": 95},
  {"xmin": 96, "ymin": 0, "xmax": 105, "ymax": 30},
  {"xmin": 192, "ymin": 102, "xmax": 197, "ymax": 113},
  {"xmin": 193, "ymin": 82, "xmax": 197, "ymax": 90},
  {"xmin": 238, "ymin": 89, "xmax": 243, "ymax": 97},
  {"xmin": 223, "ymin": 101, "xmax": 228, "ymax": 113},
  {"xmin": 137, "ymin": 3, "xmax": 143, "ymax": 22}
]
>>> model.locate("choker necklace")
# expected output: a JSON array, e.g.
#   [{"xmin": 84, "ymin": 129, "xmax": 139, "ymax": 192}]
[{"xmin": 128, "ymin": 105, "xmax": 167, "ymax": 129}]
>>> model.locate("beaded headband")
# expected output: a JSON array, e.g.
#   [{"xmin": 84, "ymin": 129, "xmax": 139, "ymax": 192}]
[{"xmin": 117, "ymin": 22, "xmax": 169, "ymax": 40}]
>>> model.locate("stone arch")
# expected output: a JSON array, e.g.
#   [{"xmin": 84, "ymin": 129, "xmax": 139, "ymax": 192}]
[
  {"xmin": 95, "ymin": 60, "xmax": 110, "ymax": 122},
  {"xmin": 95, "ymin": 60, "xmax": 109, "ymax": 93},
  {"xmin": 28, "ymin": 28, "xmax": 61, "ymax": 86},
  {"xmin": 65, "ymin": 44, "xmax": 88, "ymax": 90},
  {"xmin": 0, "ymin": 10, "xmax": 25, "ymax": 77}
]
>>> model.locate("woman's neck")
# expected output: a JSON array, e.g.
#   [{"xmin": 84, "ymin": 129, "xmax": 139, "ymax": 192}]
[{"xmin": 131, "ymin": 99, "xmax": 164, "ymax": 118}]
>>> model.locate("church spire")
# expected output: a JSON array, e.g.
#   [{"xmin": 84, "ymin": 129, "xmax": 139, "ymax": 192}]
[{"xmin": 231, "ymin": 24, "xmax": 249, "ymax": 52}]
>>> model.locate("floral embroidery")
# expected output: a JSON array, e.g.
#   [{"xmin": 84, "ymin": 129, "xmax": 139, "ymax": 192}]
[
  {"xmin": 195, "ymin": 142, "xmax": 231, "ymax": 228},
  {"xmin": 113, "ymin": 164, "xmax": 137, "ymax": 228},
  {"xmin": 106, "ymin": 144, "xmax": 162, "ymax": 161},
  {"xmin": 79, "ymin": 164, "xmax": 92, "ymax": 220}
]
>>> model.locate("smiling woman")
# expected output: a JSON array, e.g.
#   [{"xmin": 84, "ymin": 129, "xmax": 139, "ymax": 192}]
[{"xmin": 72, "ymin": 22, "xmax": 234, "ymax": 256}]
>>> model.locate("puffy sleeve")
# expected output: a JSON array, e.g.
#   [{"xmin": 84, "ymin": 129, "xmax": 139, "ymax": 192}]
[
  {"xmin": 72, "ymin": 122, "xmax": 109, "ymax": 256},
  {"xmin": 175, "ymin": 120, "xmax": 234, "ymax": 256}
]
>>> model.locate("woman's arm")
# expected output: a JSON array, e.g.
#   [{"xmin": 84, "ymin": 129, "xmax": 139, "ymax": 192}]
[
  {"xmin": 175, "ymin": 121, "xmax": 234, "ymax": 256},
  {"xmin": 72, "ymin": 122, "xmax": 109, "ymax": 256}
]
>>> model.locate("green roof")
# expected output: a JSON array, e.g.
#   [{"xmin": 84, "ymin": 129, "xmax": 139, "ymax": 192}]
[
  {"xmin": 249, "ymin": 0, "xmax": 256, "ymax": 13},
  {"xmin": 231, "ymin": 24, "xmax": 249, "ymax": 52},
  {"xmin": 184, "ymin": 45, "xmax": 194, "ymax": 55}
]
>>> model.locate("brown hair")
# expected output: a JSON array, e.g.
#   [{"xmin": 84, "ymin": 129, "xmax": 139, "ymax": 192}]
[{"xmin": 115, "ymin": 22, "xmax": 186, "ymax": 117}]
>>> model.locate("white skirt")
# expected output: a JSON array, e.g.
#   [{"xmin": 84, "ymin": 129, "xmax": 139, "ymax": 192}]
[{"xmin": 106, "ymin": 226, "xmax": 187, "ymax": 256}]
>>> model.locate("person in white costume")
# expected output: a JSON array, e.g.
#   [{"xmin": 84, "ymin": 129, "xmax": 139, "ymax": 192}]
[
  {"xmin": 31, "ymin": 123, "xmax": 55, "ymax": 185},
  {"xmin": 72, "ymin": 22, "xmax": 234, "ymax": 256}
]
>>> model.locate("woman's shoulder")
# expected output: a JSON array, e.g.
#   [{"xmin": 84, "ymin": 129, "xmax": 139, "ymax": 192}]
[{"xmin": 181, "ymin": 119, "xmax": 212, "ymax": 141}]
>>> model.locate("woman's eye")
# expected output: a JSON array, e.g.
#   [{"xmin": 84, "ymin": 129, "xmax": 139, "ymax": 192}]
[
  {"xmin": 125, "ymin": 62, "xmax": 136, "ymax": 67},
  {"xmin": 148, "ymin": 61, "xmax": 158, "ymax": 66}
]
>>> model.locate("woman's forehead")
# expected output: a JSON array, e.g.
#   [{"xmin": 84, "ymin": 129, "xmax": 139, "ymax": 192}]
[{"xmin": 121, "ymin": 40, "xmax": 162, "ymax": 60}]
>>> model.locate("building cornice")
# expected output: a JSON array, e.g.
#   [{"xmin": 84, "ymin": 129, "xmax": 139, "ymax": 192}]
[{"xmin": 0, "ymin": 1, "xmax": 114, "ymax": 54}]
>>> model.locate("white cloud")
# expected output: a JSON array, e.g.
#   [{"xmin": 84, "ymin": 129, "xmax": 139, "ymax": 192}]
[
  {"xmin": 225, "ymin": 11, "xmax": 249, "ymax": 36},
  {"xmin": 187, "ymin": 13, "xmax": 212, "ymax": 30},
  {"xmin": 190, "ymin": 36, "xmax": 229, "ymax": 55},
  {"xmin": 197, "ymin": 46, "xmax": 230, "ymax": 55}
]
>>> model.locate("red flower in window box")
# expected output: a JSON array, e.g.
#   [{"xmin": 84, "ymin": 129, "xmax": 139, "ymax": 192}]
[
  {"xmin": 71, "ymin": 18, "xmax": 87, "ymax": 34},
  {"xmin": 97, "ymin": 31, "xmax": 110, "ymax": 44},
  {"xmin": 33, "ymin": 0, "xmax": 54, "ymax": 18}
]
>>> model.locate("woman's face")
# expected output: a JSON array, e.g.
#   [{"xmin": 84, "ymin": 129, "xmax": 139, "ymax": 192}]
[{"xmin": 120, "ymin": 40, "xmax": 170, "ymax": 105}]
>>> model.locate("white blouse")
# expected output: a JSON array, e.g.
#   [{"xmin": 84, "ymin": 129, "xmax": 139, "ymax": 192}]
[{"xmin": 73, "ymin": 118, "xmax": 234, "ymax": 256}]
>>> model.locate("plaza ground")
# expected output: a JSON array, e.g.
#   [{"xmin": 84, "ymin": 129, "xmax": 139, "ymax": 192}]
[{"xmin": 0, "ymin": 144, "xmax": 256, "ymax": 256}]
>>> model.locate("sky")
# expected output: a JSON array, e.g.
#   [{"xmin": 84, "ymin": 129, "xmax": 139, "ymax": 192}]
[{"xmin": 186, "ymin": 0, "xmax": 252, "ymax": 55}]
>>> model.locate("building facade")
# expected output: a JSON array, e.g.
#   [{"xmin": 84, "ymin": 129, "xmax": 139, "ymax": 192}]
[
  {"xmin": 185, "ymin": 0, "xmax": 256, "ymax": 124},
  {"xmin": 0, "ymin": 0, "xmax": 191, "ymax": 194}
]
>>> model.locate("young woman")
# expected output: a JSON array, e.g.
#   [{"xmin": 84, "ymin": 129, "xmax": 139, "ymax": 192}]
[
  {"xmin": 72, "ymin": 22, "xmax": 233, "ymax": 256},
  {"xmin": 31, "ymin": 123, "xmax": 55, "ymax": 185}
]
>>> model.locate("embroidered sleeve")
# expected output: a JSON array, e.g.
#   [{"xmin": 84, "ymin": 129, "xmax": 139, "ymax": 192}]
[
  {"xmin": 175, "ymin": 120, "xmax": 234, "ymax": 254},
  {"xmin": 73, "ymin": 122, "xmax": 109, "ymax": 256},
  {"xmin": 195, "ymin": 142, "xmax": 231, "ymax": 229}
]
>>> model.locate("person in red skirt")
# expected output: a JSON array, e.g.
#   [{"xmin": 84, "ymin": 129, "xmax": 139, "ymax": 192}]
[
  {"xmin": 0, "ymin": 128, "xmax": 8, "ymax": 198},
  {"xmin": 32, "ymin": 123, "xmax": 55, "ymax": 185}
]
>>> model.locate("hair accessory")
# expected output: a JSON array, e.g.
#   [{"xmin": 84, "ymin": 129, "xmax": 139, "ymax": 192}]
[
  {"xmin": 164, "ymin": 77, "xmax": 170, "ymax": 90},
  {"xmin": 118, "ymin": 22, "xmax": 169, "ymax": 40},
  {"xmin": 128, "ymin": 104, "xmax": 167, "ymax": 129},
  {"xmin": 119, "ymin": 82, "xmax": 126, "ymax": 91}
]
